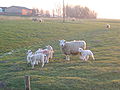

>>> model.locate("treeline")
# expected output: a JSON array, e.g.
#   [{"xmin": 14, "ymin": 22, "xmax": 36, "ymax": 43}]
[
  {"xmin": 66, "ymin": 5, "xmax": 97, "ymax": 19},
  {"xmin": 32, "ymin": 5, "xmax": 97, "ymax": 19},
  {"xmin": 32, "ymin": 8, "xmax": 50, "ymax": 17}
]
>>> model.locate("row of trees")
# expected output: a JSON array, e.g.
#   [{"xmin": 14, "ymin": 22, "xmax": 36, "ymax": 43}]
[
  {"xmin": 66, "ymin": 5, "xmax": 97, "ymax": 19},
  {"xmin": 32, "ymin": 8, "xmax": 51, "ymax": 17},
  {"xmin": 32, "ymin": 5, "xmax": 97, "ymax": 19}
]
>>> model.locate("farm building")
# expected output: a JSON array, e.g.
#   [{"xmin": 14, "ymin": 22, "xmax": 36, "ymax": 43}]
[
  {"xmin": 0, "ymin": 7, "xmax": 7, "ymax": 15},
  {"xmin": 5, "ymin": 6, "xmax": 32, "ymax": 16}
]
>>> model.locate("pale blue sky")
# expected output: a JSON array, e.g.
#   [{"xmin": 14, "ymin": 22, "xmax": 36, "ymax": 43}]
[{"xmin": 0, "ymin": 0, "xmax": 120, "ymax": 19}]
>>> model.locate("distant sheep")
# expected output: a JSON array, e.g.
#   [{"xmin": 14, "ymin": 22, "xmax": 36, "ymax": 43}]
[
  {"xmin": 71, "ymin": 18, "xmax": 76, "ymax": 21},
  {"xmin": 59, "ymin": 40, "xmax": 86, "ymax": 60},
  {"xmin": 78, "ymin": 48, "xmax": 95, "ymax": 61},
  {"xmin": 26, "ymin": 50, "xmax": 46, "ymax": 69},
  {"xmin": 32, "ymin": 18, "xmax": 43, "ymax": 22},
  {"xmin": 106, "ymin": 24, "xmax": 110, "ymax": 29}
]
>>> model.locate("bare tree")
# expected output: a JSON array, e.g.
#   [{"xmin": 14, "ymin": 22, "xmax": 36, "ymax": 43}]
[
  {"xmin": 45, "ymin": 10, "xmax": 50, "ymax": 17},
  {"xmin": 55, "ymin": 2, "xmax": 62, "ymax": 17},
  {"xmin": 52, "ymin": 9, "xmax": 55, "ymax": 17},
  {"xmin": 65, "ymin": 5, "xmax": 97, "ymax": 19}
]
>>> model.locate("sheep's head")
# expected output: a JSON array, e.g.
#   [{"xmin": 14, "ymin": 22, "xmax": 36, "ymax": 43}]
[
  {"xmin": 46, "ymin": 45, "xmax": 53, "ymax": 51},
  {"xmin": 78, "ymin": 48, "xmax": 83, "ymax": 52},
  {"xmin": 26, "ymin": 50, "xmax": 32, "ymax": 54},
  {"xmin": 46, "ymin": 45, "xmax": 51, "ymax": 49},
  {"xmin": 59, "ymin": 40, "xmax": 66, "ymax": 47}
]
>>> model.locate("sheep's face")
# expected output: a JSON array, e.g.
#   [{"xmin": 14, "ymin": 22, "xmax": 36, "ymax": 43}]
[
  {"xmin": 46, "ymin": 45, "xmax": 51, "ymax": 49},
  {"xmin": 59, "ymin": 40, "xmax": 66, "ymax": 47},
  {"xmin": 78, "ymin": 48, "xmax": 83, "ymax": 52},
  {"xmin": 26, "ymin": 50, "xmax": 32, "ymax": 54}
]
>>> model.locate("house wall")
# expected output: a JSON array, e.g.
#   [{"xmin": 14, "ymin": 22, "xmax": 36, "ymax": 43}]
[
  {"xmin": 1, "ymin": 6, "xmax": 32, "ymax": 16},
  {"xmin": 6, "ymin": 7, "xmax": 22, "ymax": 15},
  {"xmin": 0, "ymin": 7, "xmax": 6, "ymax": 15},
  {"xmin": 22, "ymin": 9, "xmax": 32, "ymax": 15},
  {"xmin": 0, "ymin": 8, "xmax": 3, "ymax": 12}
]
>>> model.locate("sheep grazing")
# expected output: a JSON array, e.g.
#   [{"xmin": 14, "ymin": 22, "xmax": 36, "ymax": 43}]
[
  {"xmin": 26, "ymin": 50, "xmax": 46, "ymax": 69},
  {"xmin": 71, "ymin": 18, "xmax": 76, "ymax": 21},
  {"xmin": 32, "ymin": 18, "xmax": 37, "ymax": 22},
  {"xmin": 32, "ymin": 18, "xmax": 43, "ymax": 22},
  {"xmin": 106, "ymin": 24, "xmax": 110, "ymax": 29},
  {"xmin": 59, "ymin": 40, "xmax": 86, "ymax": 60},
  {"xmin": 78, "ymin": 48, "xmax": 95, "ymax": 61},
  {"xmin": 38, "ymin": 18, "xmax": 43, "ymax": 22}
]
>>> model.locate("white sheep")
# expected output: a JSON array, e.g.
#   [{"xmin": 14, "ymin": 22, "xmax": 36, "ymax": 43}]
[
  {"xmin": 106, "ymin": 24, "xmax": 110, "ymax": 29},
  {"xmin": 34, "ymin": 53, "xmax": 45, "ymax": 68},
  {"xmin": 38, "ymin": 18, "xmax": 43, "ymax": 22},
  {"xmin": 78, "ymin": 48, "xmax": 95, "ymax": 61},
  {"xmin": 26, "ymin": 50, "xmax": 33, "ymax": 64},
  {"xmin": 32, "ymin": 18, "xmax": 43, "ymax": 22},
  {"xmin": 59, "ymin": 40, "xmax": 86, "ymax": 60},
  {"xmin": 46, "ymin": 45, "xmax": 54, "ymax": 59},
  {"xmin": 26, "ymin": 50, "xmax": 46, "ymax": 69},
  {"xmin": 35, "ymin": 48, "xmax": 50, "ymax": 63}
]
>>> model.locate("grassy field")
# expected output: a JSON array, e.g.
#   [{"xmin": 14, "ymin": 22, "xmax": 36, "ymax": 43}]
[{"xmin": 0, "ymin": 16, "xmax": 120, "ymax": 90}]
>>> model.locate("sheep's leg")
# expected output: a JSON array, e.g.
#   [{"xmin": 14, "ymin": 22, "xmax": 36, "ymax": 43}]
[
  {"xmin": 45, "ymin": 56, "xmax": 49, "ymax": 63},
  {"xmin": 66, "ymin": 55, "xmax": 70, "ymax": 60},
  {"xmin": 86, "ymin": 56, "xmax": 89, "ymax": 60},
  {"xmin": 31, "ymin": 63, "xmax": 35, "ymax": 69},
  {"xmin": 91, "ymin": 55, "xmax": 95, "ymax": 60},
  {"xmin": 32, "ymin": 65, "xmax": 34, "ymax": 69},
  {"xmin": 44, "ymin": 57, "xmax": 47, "ymax": 64},
  {"xmin": 35, "ymin": 60, "xmax": 39, "ymax": 65},
  {"xmin": 83, "ymin": 56, "xmax": 87, "ymax": 61},
  {"xmin": 41, "ymin": 58, "xmax": 45, "ymax": 67},
  {"xmin": 84, "ymin": 58, "xmax": 87, "ymax": 61},
  {"xmin": 49, "ymin": 52, "xmax": 53, "ymax": 59},
  {"xmin": 31, "ymin": 60, "xmax": 36, "ymax": 69},
  {"xmin": 27, "ymin": 57, "xmax": 31, "ymax": 64},
  {"xmin": 46, "ymin": 57, "xmax": 49, "ymax": 63},
  {"xmin": 79, "ymin": 54, "xmax": 85, "ymax": 61},
  {"xmin": 80, "ymin": 56, "xmax": 84, "ymax": 60}
]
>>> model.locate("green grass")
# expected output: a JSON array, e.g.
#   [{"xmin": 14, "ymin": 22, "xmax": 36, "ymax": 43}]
[{"xmin": 0, "ymin": 16, "xmax": 120, "ymax": 90}]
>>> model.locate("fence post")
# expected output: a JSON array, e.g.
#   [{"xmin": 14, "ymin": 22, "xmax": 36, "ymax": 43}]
[{"xmin": 25, "ymin": 75, "xmax": 31, "ymax": 90}]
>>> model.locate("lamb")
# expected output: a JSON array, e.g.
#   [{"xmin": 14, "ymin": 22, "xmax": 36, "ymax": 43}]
[
  {"xmin": 35, "ymin": 48, "xmax": 50, "ymax": 63},
  {"xmin": 59, "ymin": 40, "xmax": 86, "ymax": 60},
  {"xmin": 35, "ymin": 45, "xmax": 54, "ymax": 63},
  {"xmin": 36, "ymin": 48, "xmax": 50, "ymax": 63},
  {"xmin": 26, "ymin": 50, "xmax": 46, "ymax": 69},
  {"xmin": 34, "ymin": 53, "xmax": 46, "ymax": 68},
  {"xmin": 26, "ymin": 50, "xmax": 33, "ymax": 64},
  {"xmin": 46, "ymin": 45, "xmax": 54, "ymax": 59},
  {"xmin": 78, "ymin": 48, "xmax": 95, "ymax": 61}
]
